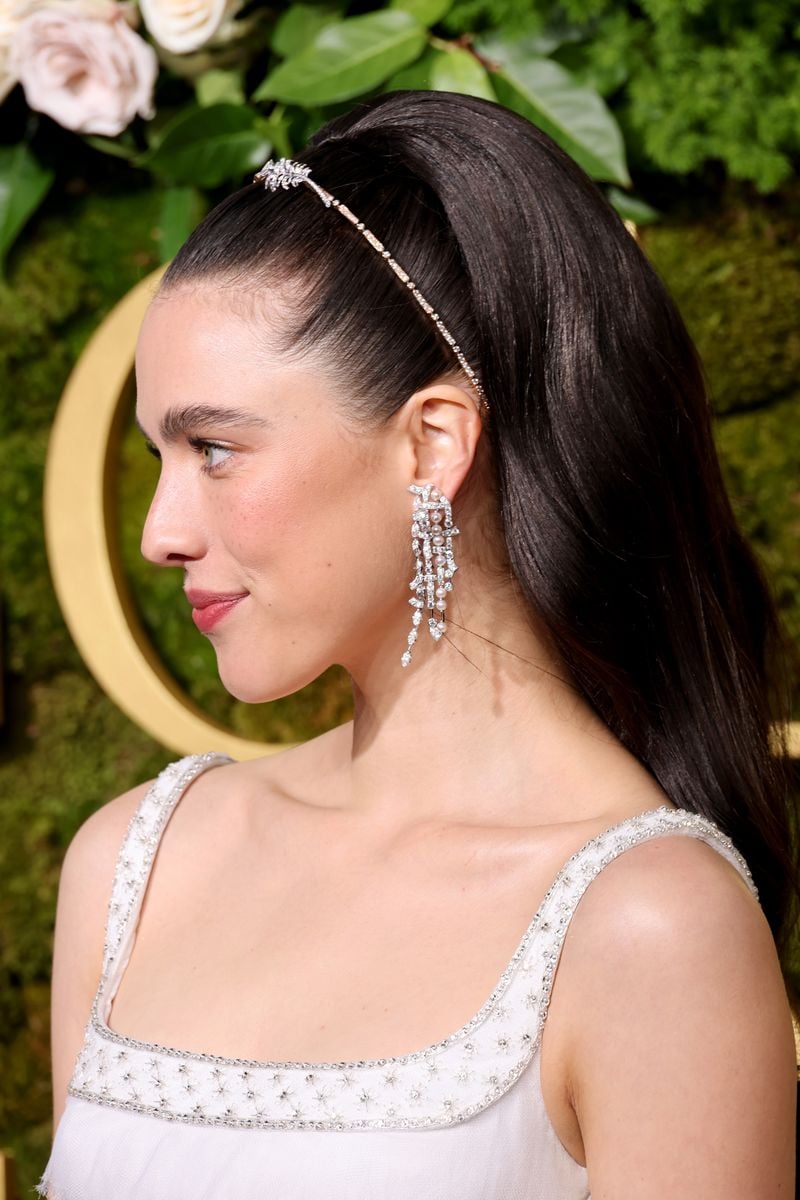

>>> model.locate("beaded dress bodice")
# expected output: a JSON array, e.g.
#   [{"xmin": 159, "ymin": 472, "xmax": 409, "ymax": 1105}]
[{"xmin": 37, "ymin": 752, "xmax": 759, "ymax": 1200}]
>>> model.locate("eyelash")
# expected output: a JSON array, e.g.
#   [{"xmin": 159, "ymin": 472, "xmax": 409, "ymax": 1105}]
[
  {"xmin": 188, "ymin": 437, "xmax": 233, "ymax": 475},
  {"xmin": 144, "ymin": 438, "xmax": 233, "ymax": 476}
]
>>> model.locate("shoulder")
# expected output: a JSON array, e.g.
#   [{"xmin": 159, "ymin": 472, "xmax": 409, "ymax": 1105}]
[
  {"xmin": 556, "ymin": 826, "xmax": 796, "ymax": 1193},
  {"xmin": 120, "ymin": 729, "xmax": 352, "ymax": 881},
  {"xmin": 55, "ymin": 756, "xmax": 221, "ymax": 969},
  {"xmin": 561, "ymin": 826, "xmax": 778, "ymax": 1029},
  {"xmin": 569, "ymin": 821, "xmax": 763, "ymax": 955},
  {"xmin": 58, "ymin": 729, "xmax": 344, "ymax": 905},
  {"xmin": 53, "ymin": 755, "xmax": 224, "ymax": 1031},
  {"xmin": 55, "ymin": 762, "xmax": 192, "ymax": 979},
  {"xmin": 159, "ymin": 724, "xmax": 354, "ymax": 839},
  {"xmin": 54, "ymin": 752, "xmax": 245, "ymax": 988},
  {"xmin": 59, "ymin": 772, "xmax": 160, "ymax": 911},
  {"xmin": 50, "ymin": 769, "xmax": 166, "ymax": 1125}
]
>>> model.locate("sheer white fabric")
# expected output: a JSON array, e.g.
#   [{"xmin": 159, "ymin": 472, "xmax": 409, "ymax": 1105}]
[{"xmin": 37, "ymin": 753, "xmax": 759, "ymax": 1200}]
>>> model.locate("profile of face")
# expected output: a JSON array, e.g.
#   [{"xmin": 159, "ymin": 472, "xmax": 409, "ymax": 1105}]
[{"xmin": 134, "ymin": 284, "xmax": 485, "ymax": 704}]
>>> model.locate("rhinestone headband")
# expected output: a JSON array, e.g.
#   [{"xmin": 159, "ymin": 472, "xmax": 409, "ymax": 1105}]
[{"xmin": 252, "ymin": 157, "xmax": 489, "ymax": 417}]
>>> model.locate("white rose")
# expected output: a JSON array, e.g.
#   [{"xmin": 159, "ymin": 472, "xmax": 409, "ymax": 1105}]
[
  {"xmin": 138, "ymin": 0, "xmax": 241, "ymax": 55},
  {"xmin": 1, "ymin": 0, "xmax": 22, "ymax": 103},
  {"xmin": 7, "ymin": 0, "xmax": 158, "ymax": 136}
]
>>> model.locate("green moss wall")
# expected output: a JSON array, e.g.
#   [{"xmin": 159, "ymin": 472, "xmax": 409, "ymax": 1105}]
[{"xmin": 1, "ymin": 180, "xmax": 798, "ymax": 1189}]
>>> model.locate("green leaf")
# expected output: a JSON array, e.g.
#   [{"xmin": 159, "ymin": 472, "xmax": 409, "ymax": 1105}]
[
  {"xmin": 384, "ymin": 43, "xmax": 438, "ymax": 89},
  {"xmin": 607, "ymin": 186, "xmax": 660, "ymax": 226},
  {"xmin": 253, "ymin": 10, "xmax": 427, "ymax": 106},
  {"xmin": 504, "ymin": 17, "xmax": 586, "ymax": 59},
  {"xmin": 477, "ymin": 34, "xmax": 630, "ymax": 185},
  {"xmin": 389, "ymin": 0, "xmax": 452, "ymax": 29},
  {"xmin": 157, "ymin": 186, "xmax": 208, "ymax": 263},
  {"xmin": 135, "ymin": 104, "xmax": 272, "ymax": 188},
  {"xmin": 0, "ymin": 143, "xmax": 55, "ymax": 276},
  {"xmin": 83, "ymin": 133, "xmax": 138, "ymax": 160},
  {"xmin": 271, "ymin": 3, "xmax": 342, "ymax": 58},
  {"xmin": 195, "ymin": 68, "xmax": 246, "ymax": 107},
  {"xmin": 260, "ymin": 104, "xmax": 293, "ymax": 158},
  {"xmin": 552, "ymin": 41, "xmax": 630, "ymax": 99},
  {"xmin": 430, "ymin": 46, "xmax": 495, "ymax": 99},
  {"xmin": 385, "ymin": 46, "xmax": 436, "ymax": 89}
]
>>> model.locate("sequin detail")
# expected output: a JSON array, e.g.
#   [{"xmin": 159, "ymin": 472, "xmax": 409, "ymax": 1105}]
[{"xmin": 68, "ymin": 753, "xmax": 759, "ymax": 1132}]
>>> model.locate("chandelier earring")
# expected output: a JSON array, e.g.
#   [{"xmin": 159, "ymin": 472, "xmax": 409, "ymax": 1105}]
[{"xmin": 401, "ymin": 483, "xmax": 461, "ymax": 668}]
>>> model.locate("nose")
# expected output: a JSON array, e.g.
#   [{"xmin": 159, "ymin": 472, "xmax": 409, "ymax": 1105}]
[{"xmin": 140, "ymin": 471, "xmax": 206, "ymax": 567}]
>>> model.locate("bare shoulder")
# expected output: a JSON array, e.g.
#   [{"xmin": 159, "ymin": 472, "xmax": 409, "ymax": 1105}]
[
  {"xmin": 568, "ymin": 827, "xmax": 765, "ymax": 951},
  {"xmin": 555, "ymin": 830, "xmax": 781, "ymax": 1052},
  {"xmin": 50, "ymin": 772, "xmax": 162, "ymax": 1127},
  {"xmin": 557, "ymin": 830, "xmax": 796, "ymax": 1196},
  {"xmin": 561, "ymin": 830, "xmax": 785, "ymax": 1041},
  {"xmin": 56, "ymin": 767, "xmax": 171, "ymax": 934},
  {"xmin": 165, "ymin": 723, "xmax": 354, "ymax": 837}
]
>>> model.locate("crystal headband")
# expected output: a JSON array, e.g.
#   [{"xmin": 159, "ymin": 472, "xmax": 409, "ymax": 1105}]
[{"xmin": 252, "ymin": 157, "xmax": 489, "ymax": 417}]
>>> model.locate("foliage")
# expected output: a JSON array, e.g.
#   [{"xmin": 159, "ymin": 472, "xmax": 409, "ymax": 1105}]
[
  {"xmin": 445, "ymin": 1, "xmax": 800, "ymax": 192},
  {"xmin": 473, "ymin": 30, "xmax": 628, "ymax": 184},
  {"xmin": 715, "ymin": 393, "xmax": 800, "ymax": 658},
  {"xmin": 4, "ymin": 0, "xmax": 799, "ymax": 282},
  {"xmin": 0, "ymin": 0, "xmax": 644, "ymax": 274},
  {"xmin": 0, "ymin": 144, "xmax": 54, "ymax": 275},
  {"xmin": 5, "ymin": 1, "xmax": 798, "ymax": 276},
  {"xmin": 642, "ymin": 200, "xmax": 800, "ymax": 416}
]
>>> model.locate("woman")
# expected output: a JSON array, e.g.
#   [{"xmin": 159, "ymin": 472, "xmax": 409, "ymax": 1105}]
[{"xmin": 38, "ymin": 89, "xmax": 797, "ymax": 1198}]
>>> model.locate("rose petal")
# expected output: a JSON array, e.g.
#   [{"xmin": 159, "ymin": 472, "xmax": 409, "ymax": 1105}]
[{"xmin": 8, "ymin": 2, "xmax": 158, "ymax": 136}]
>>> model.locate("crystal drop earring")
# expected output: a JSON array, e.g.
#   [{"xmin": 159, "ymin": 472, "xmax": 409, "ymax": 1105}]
[{"xmin": 401, "ymin": 483, "xmax": 461, "ymax": 668}]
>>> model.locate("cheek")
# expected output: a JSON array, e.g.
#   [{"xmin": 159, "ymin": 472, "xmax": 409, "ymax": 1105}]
[
  {"xmin": 221, "ymin": 441, "xmax": 407, "ymax": 592},
  {"xmin": 218, "ymin": 473, "xmax": 296, "ymax": 568}
]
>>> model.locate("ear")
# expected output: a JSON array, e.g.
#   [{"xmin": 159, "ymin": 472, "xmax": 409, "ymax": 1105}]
[{"xmin": 402, "ymin": 381, "xmax": 485, "ymax": 502}]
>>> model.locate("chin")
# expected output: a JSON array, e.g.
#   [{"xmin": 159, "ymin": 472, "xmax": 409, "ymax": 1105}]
[{"xmin": 216, "ymin": 657, "xmax": 327, "ymax": 706}]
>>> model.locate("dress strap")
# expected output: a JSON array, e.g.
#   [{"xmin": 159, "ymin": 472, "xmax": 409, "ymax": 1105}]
[
  {"xmin": 516, "ymin": 805, "xmax": 759, "ymax": 1035},
  {"xmin": 93, "ymin": 751, "xmax": 235, "ymax": 1025}
]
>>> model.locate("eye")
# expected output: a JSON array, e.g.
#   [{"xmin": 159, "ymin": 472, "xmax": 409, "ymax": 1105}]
[{"xmin": 188, "ymin": 438, "xmax": 234, "ymax": 475}]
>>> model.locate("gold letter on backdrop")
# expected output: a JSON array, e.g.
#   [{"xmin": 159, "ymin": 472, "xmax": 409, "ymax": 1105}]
[
  {"xmin": 44, "ymin": 269, "xmax": 799, "ymax": 759},
  {"xmin": 43, "ymin": 266, "xmax": 289, "ymax": 761}
]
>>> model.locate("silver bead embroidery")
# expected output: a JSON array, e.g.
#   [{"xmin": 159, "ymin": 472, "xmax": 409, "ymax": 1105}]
[{"xmin": 68, "ymin": 753, "xmax": 759, "ymax": 1133}]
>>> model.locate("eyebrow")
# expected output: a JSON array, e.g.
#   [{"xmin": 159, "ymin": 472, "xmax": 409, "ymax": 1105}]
[{"xmin": 134, "ymin": 403, "xmax": 272, "ymax": 445}]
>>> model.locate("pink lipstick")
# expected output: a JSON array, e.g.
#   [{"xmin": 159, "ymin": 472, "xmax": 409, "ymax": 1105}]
[{"xmin": 185, "ymin": 589, "xmax": 248, "ymax": 633}]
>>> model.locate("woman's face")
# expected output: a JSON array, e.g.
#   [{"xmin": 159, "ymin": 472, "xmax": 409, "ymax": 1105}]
[{"xmin": 134, "ymin": 283, "xmax": 415, "ymax": 703}]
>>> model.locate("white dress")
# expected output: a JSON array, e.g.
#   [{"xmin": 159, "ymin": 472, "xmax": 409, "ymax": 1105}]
[{"xmin": 36, "ymin": 751, "xmax": 759, "ymax": 1199}]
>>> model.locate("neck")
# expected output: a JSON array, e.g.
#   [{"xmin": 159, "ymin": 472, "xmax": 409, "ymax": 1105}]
[{"xmin": 336, "ymin": 577, "xmax": 652, "ymax": 833}]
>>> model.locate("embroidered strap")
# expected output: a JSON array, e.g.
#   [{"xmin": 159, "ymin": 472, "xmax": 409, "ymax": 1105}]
[
  {"xmin": 94, "ymin": 752, "xmax": 235, "ymax": 1020},
  {"xmin": 525, "ymin": 805, "xmax": 759, "ymax": 1036}
]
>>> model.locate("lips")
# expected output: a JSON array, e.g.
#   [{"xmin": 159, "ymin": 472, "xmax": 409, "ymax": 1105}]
[
  {"xmin": 185, "ymin": 589, "xmax": 248, "ymax": 609},
  {"xmin": 185, "ymin": 589, "xmax": 248, "ymax": 633}
]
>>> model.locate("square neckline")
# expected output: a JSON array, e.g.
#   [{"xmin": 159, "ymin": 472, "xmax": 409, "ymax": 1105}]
[{"xmin": 92, "ymin": 771, "xmax": 680, "ymax": 1074}]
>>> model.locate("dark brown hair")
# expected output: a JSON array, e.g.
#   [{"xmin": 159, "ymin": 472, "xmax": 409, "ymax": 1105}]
[{"xmin": 159, "ymin": 89, "xmax": 799, "ymax": 984}]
